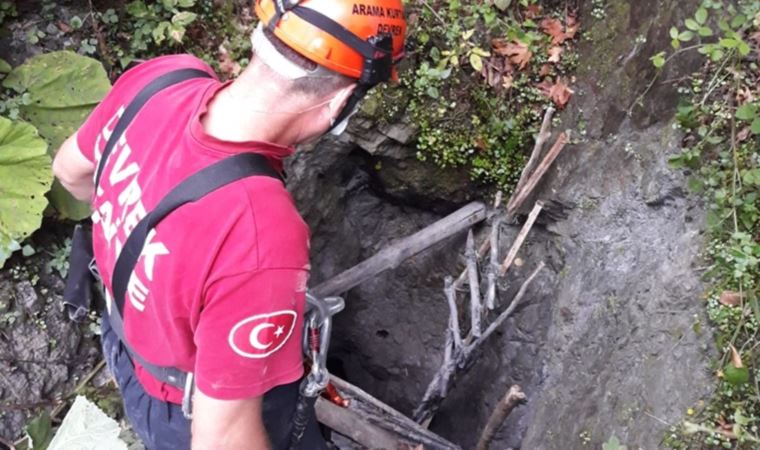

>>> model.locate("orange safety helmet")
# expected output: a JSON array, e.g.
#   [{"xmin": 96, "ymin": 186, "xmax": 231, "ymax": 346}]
[{"xmin": 254, "ymin": 0, "xmax": 407, "ymax": 84}]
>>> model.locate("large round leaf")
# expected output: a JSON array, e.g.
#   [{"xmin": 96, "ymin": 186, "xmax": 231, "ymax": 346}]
[
  {"xmin": 3, "ymin": 51, "xmax": 111, "ymax": 220},
  {"xmin": 0, "ymin": 117, "xmax": 53, "ymax": 267}
]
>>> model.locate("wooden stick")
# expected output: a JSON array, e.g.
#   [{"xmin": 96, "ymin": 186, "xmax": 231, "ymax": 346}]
[
  {"xmin": 454, "ymin": 233, "xmax": 492, "ymax": 289},
  {"xmin": 444, "ymin": 276, "xmax": 462, "ymax": 349},
  {"xmin": 474, "ymin": 385, "xmax": 527, "ymax": 450},
  {"xmin": 415, "ymin": 262, "xmax": 545, "ymax": 425},
  {"xmin": 327, "ymin": 376, "xmax": 461, "ymax": 449},
  {"xmin": 485, "ymin": 217, "xmax": 500, "ymax": 310},
  {"xmin": 312, "ymin": 201, "xmax": 487, "ymax": 297},
  {"xmin": 506, "ymin": 132, "xmax": 568, "ymax": 216},
  {"xmin": 316, "ymin": 397, "xmax": 400, "ymax": 449},
  {"xmin": 512, "ymin": 107, "xmax": 555, "ymax": 197},
  {"xmin": 498, "ymin": 202, "xmax": 544, "ymax": 277},
  {"xmin": 466, "ymin": 231, "xmax": 482, "ymax": 338},
  {"xmin": 477, "ymin": 262, "xmax": 545, "ymax": 344}
]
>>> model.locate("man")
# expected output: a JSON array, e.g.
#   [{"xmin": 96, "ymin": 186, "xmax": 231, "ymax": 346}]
[{"xmin": 52, "ymin": 1, "xmax": 406, "ymax": 448}]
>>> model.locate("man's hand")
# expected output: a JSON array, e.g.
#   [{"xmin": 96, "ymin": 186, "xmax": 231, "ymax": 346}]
[
  {"xmin": 191, "ymin": 389, "xmax": 271, "ymax": 450},
  {"xmin": 52, "ymin": 132, "xmax": 95, "ymax": 201}
]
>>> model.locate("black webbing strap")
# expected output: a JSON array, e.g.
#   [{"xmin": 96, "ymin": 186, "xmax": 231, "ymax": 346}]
[
  {"xmin": 289, "ymin": 5, "xmax": 378, "ymax": 59},
  {"xmin": 106, "ymin": 154, "xmax": 280, "ymax": 389},
  {"xmin": 111, "ymin": 153, "xmax": 280, "ymax": 318},
  {"xmin": 94, "ymin": 68, "xmax": 213, "ymax": 188}
]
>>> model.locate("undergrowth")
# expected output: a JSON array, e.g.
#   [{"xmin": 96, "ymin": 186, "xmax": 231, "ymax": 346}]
[{"xmin": 654, "ymin": 1, "xmax": 760, "ymax": 448}]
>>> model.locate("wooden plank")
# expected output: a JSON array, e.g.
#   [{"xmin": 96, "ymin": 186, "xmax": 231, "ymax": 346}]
[
  {"xmin": 315, "ymin": 397, "xmax": 400, "ymax": 450},
  {"xmin": 312, "ymin": 202, "xmax": 488, "ymax": 297},
  {"xmin": 506, "ymin": 132, "xmax": 568, "ymax": 216}
]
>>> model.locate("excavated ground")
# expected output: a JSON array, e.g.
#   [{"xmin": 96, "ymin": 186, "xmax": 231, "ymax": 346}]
[
  {"xmin": 288, "ymin": 0, "xmax": 716, "ymax": 448},
  {"xmin": 0, "ymin": 0, "xmax": 718, "ymax": 448}
]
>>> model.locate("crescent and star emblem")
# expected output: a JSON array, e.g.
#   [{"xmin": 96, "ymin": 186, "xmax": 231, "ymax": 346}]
[{"xmin": 228, "ymin": 310, "xmax": 297, "ymax": 359}]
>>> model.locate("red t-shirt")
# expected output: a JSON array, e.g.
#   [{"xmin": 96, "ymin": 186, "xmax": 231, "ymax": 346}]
[{"xmin": 77, "ymin": 55, "xmax": 310, "ymax": 404}]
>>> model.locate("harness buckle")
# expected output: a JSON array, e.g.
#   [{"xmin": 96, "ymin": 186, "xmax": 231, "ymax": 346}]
[{"xmin": 181, "ymin": 372, "xmax": 195, "ymax": 420}]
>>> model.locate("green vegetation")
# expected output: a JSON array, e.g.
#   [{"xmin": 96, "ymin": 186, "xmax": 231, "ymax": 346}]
[
  {"xmin": 374, "ymin": 0, "xmax": 580, "ymax": 190},
  {"xmin": 654, "ymin": 1, "xmax": 760, "ymax": 448},
  {"xmin": 0, "ymin": 117, "xmax": 53, "ymax": 267}
]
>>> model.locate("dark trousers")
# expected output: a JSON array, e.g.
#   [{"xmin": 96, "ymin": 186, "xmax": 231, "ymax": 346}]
[{"xmin": 101, "ymin": 312, "xmax": 327, "ymax": 450}]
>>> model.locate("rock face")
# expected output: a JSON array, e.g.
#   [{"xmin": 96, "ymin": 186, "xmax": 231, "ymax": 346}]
[{"xmin": 287, "ymin": 0, "xmax": 715, "ymax": 448}]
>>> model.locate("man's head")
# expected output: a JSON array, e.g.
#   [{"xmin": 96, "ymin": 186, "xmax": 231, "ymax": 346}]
[{"xmin": 249, "ymin": 0, "xmax": 407, "ymax": 143}]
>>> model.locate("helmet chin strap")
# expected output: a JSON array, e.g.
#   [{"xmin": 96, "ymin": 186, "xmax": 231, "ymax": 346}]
[{"xmin": 326, "ymin": 83, "xmax": 369, "ymax": 135}]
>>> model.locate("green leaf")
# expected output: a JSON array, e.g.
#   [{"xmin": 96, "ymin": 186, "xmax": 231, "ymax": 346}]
[
  {"xmin": 669, "ymin": 26, "xmax": 679, "ymax": 39},
  {"xmin": 47, "ymin": 396, "xmax": 127, "ymax": 450},
  {"xmin": 26, "ymin": 411, "xmax": 53, "ymax": 450},
  {"xmin": 719, "ymin": 37, "xmax": 738, "ymax": 48},
  {"xmin": 743, "ymin": 169, "xmax": 760, "ymax": 186},
  {"xmin": 171, "ymin": 11, "xmax": 197, "ymax": 27},
  {"xmin": 678, "ymin": 30, "xmax": 694, "ymax": 41},
  {"xmin": 2, "ymin": 51, "xmax": 110, "ymax": 220},
  {"xmin": 168, "ymin": 24, "xmax": 186, "ymax": 43},
  {"xmin": 161, "ymin": 0, "xmax": 178, "ymax": 9},
  {"xmin": 125, "ymin": 0, "xmax": 148, "ymax": 17},
  {"xmin": 0, "ymin": 117, "xmax": 53, "ymax": 268},
  {"xmin": 748, "ymin": 292, "xmax": 760, "ymax": 327},
  {"xmin": 736, "ymin": 40, "xmax": 750, "ymax": 56},
  {"xmin": 0, "ymin": 58, "xmax": 10, "ymax": 74},
  {"xmin": 469, "ymin": 53, "xmax": 483, "ymax": 72},
  {"xmin": 730, "ymin": 14, "xmax": 746, "ymax": 29},
  {"xmin": 751, "ymin": 118, "xmax": 760, "ymax": 134},
  {"xmin": 651, "ymin": 52, "xmax": 666, "ymax": 68},
  {"xmin": 723, "ymin": 364, "xmax": 750, "ymax": 385},
  {"xmin": 687, "ymin": 176, "xmax": 704, "ymax": 193},
  {"xmin": 602, "ymin": 435, "xmax": 628, "ymax": 450},
  {"xmin": 695, "ymin": 8, "xmax": 708, "ymax": 25},
  {"xmin": 426, "ymin": 86, "xmax": 439, "ymax": 99},
  {"xmin": 685, "ymin": 19, "xmax": 700, "ymax": 31},
  {"xmin": 21, "ymin": 244, "xmax": 35, "ymax": 257},
  {"xmin": 735, "ymin": 103, "xmax": 757, "ymax": 121},
  {"xmin": 177, "ymin": 0, "xmax": 195, "ymax": 6},
  {"xmin": 152, "ymin": 21, "xmax": 170, "ymax": 44},
  {"xmin": 698, "ymin": 26, "xmax": 713, "ymax": 37}
]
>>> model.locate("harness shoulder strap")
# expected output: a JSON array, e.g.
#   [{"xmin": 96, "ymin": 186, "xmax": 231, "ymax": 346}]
[
  {"xmin": 94, "ymin": 68, "xmax": 213, "ymax": 188},
  {"xmin": 107, "ymin": 153, "xmax": 280, "ymax": 390}
]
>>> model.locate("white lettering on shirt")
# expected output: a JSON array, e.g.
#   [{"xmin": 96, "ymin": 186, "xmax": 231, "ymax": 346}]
[{"xmin": 92, "ymin": 107, "xmax": 171, "ymax": 313}]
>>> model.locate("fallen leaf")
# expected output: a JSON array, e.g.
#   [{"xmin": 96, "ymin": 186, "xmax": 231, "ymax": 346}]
[
  {"xmin": 565, "ymin": 14, "xmax": 580, "ymax": 40},
  {"xmin": 736, "ymin": 86, "xmax": 756, "ymax": 105},
  {"xmin": 729, "ymin": 344, "xmax": 743, "ymax": 368},
  {"xmin": 548, "ymin": 46, "xmax": 563, "ymax": 63},
  {"xmin": 524, "ymin": 4, "xmax": 542, "ymax": 19},
  {"xmin": 736, "ymin": 126, "xmax": 751, "ymax": 142},
  {"xmin": 493, "ymin": 40, "xmax": 532, "ymax": 69},
  {"xmin": 541, "ymin": 18, "xmax": 566, "ymax": 45},
  {"xmin": 502, "ymin": 74, "xmax": 514, "ymax": 90},
  {"xmin": 539, "ymin": 63, "xmax": 552, "ymax": 76},
  {"xmin": 58, "ymin": 21, "xmax": 72, "ymax": 33},
  {"xmin": 719, "ymin": 290, "xmax": 742, "ymax": 307},
  {"xmin": 537, "ymin": 77, "xmax": 574, "ymax": 108}
]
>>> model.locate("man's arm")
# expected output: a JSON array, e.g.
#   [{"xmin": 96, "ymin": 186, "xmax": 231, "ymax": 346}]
[
  {"xmin": 52, "ymin": 132, "xmax": 96, "ymax": 201},
  {"xmin": 191, "ymin": 389, "xmax": 271, "ymax": 450}
]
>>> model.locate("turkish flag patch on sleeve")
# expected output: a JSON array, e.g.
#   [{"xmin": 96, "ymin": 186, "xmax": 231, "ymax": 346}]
[{"xmin": 228, "ymin": 310, "xmax": 297, "ymax": 359}]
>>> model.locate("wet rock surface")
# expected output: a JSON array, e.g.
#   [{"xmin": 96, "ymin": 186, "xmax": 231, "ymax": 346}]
[
  {"xmin": 289, "ymin": 0, "xmax": 715, "ymax": 448},
  {"xmin": 0, "ymin": 223, "xmax": 102, "ymax": 441}
]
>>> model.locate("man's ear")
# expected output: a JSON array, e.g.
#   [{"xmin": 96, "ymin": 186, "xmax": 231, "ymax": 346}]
[{"xmin": 327, "ymin": 83, "xmax": 357, "ymax": 121}]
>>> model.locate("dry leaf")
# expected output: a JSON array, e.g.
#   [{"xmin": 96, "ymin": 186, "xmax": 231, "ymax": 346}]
[
  {"xmin": 729, "ymin": 344, "xmax": 743, "ymax": 368},
  {"xmin": 719, "ymin": 290, "xmax": 742, "ymax": 307},
  {"xmin": 539, "ymin": 63, "xmax": 552, "ymax": 77},
  {"xmin": 524, "ymin": 4, "xmax": 542, "ymax": 19},
  {"xmin": 736, "ymin": 86, "xmax": 756, "ymax": 105},
  {"xmin": 58, "ymin": 21, "xmax": 72, "ymax": 33},
  {"xmin": 547, "ymin": 46, "xmax": 563, "ymax": 63},
  {"xmin": 493, "ymin": 40, "xmax": 532, "ymax": 69},
  {"xmin": 565, "ymin": 14, "xmax": 580, "ymax": 40},
  {"xmin": 537, "ymin": 77, "xmax": 574, "ymax": 108},
  {"xmin": 737, "ymin": 126, "xmax": 751, "ymax": 142},
  {"xmin": 540, "ymin": 18, "xmax": 566, "ymax": 45},
  {"xmin": 501, "ymin": 74, "xmax": 514, "ymax": 90}
]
